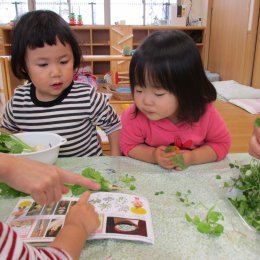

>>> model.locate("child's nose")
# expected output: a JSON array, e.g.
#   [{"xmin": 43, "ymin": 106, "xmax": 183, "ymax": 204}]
[
  {"xmin": 50, "ymin": 65, "xmax": 61, "ymax": 77},
  {"xmin": 143, "ymin": 95, "xmax": 153, "ymax": 105}
]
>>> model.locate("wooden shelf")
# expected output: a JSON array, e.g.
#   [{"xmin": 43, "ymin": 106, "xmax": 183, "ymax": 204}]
[{"xmin": 0, "ymin": 25, "xmax": 205, "ymax": 93}]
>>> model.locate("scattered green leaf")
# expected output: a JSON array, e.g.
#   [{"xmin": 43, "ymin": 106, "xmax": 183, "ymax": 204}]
[
  {"xmin": 155, "ymin": 191, "xmax": 164, "ymax": 195},
  {"xmin": 175, "ymin": 190, "xmax": 194, "ymax": 206},
  {"xmin": 223, "ymin": 182, "xmax": 230, "ymax": 188},
  {"xmin": 216, "ymin": 175, "xmax": 221, "ymax": 180},
  {"xmin": 186, "ymin": 204, "xmax": 224, "ymax": 236},
  {"xmin": 120, "ymin": 174, "xmax": 136, "ymax": 190},
  {"xmin": 129, "ymin": 184, "xmax": 136, "ymax": 190}
]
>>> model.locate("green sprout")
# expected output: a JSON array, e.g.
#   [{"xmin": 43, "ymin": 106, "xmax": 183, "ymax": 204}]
[
  {"xmin": 185, "ymin": 204, "xmax": 224, "ymax": 236},
  {"xmin": 175, "ymin": 190, "xmax": 195, "ymax": 206},
  {"xmin": 120, "ymin": 174, "xmax": 136, "ymax": 190}
]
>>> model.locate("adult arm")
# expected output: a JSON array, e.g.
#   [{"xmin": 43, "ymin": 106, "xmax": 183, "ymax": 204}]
[{"xmin": 0, "ymin": 154, "xmax": 100, "ymax": 205}]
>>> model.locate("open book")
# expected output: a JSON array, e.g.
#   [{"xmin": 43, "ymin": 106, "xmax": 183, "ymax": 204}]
[{"xmin": 5, "ymin": 192, "xmax": 154, "ymax": 244}]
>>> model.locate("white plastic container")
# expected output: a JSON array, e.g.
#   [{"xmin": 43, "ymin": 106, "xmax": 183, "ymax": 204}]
[{"xmin": 11, "ymin": 132, "xmax": 67, "ymax": 164}]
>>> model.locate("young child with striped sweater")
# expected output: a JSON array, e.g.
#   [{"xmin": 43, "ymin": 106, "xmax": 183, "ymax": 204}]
[{"xmin": 1, "ymin": 10, "xmax": 121, "ymax": 157}]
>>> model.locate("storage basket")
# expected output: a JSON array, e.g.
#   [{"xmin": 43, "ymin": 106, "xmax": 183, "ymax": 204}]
[{"xmin": 107, "ymin": 84, "xmax": 132, "ymax": 101}]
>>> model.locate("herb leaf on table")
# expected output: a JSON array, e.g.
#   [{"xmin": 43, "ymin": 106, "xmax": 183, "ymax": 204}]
[{"xmin": 185, "ymin": 204, "xmax": 224, "ymax": 236}]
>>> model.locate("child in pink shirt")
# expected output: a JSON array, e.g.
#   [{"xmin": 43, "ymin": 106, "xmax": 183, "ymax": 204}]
[{"xmin": 120, "ymin": 30, "xmax": 231, "ymax": 170}]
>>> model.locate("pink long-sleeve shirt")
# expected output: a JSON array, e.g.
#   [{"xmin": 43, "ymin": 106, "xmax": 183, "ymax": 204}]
[{"xmin": 120, "ymin": 103, "xmax": 231, "ymax": 161}]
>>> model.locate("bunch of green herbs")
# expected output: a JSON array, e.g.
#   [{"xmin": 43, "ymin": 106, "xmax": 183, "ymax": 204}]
[
  {"xmin": 0, "ymin": 131, "xmax": 33, "ymax": 154},
  {"xmin": 229, "ymin": 159, "xmax": 260, "ymax": 231},
  {"xmin": 0, "ymin": 183, "xmax": 29, "ymax": 198},
  {"xmin": 66, "ymin": 167, "xmax": 114, "ymax": 195}
]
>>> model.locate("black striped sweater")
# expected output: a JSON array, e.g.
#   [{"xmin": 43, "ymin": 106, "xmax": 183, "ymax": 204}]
[{"xmin": 1, "ymin": 82, "xmax": 121, "ymax": 157}]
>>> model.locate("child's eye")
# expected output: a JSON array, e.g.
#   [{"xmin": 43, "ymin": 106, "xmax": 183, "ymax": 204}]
[
  {"xmin": 60, "ymin": 60, "xmax": 68, "ymax": 64},
  {"xmin": 38, "ymin": 63, "xmax": 48, "ymax": 67},
  {"xmin": 135, "ymin": 89, "xmax": 142, "ymax": 93},
  {"xmin": 155, "ymin": 93, "xmax": 165, "ymax": 97}
]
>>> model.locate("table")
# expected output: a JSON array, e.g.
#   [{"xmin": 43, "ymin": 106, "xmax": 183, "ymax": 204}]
[{"xmin": 0, "ymin": 154, "xmax": 259, "ymax": 259}]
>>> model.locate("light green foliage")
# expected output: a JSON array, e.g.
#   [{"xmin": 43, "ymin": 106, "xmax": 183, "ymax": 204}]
[
  {"xmin": 165, "ymin": 145, "xmax": 187, "ymax": 170},
  {"xmin": 155, "ymin": 191, "xmax": 164, "ymax": 195},
  {"xmin": 67, "ymin": 167, "xmax": 113, "ymax": 195},
  {"xmin": 0, "ymin": 131, "xmax": 33, "ymax": 154},
  {"xmin": 255, "ymin": 118, "xmax": 260, "ymax": 127},
  {"xmin": 223, "ymin": 182, "xmax": 230, "ymax": 188},
  {"xmin": 172, "ymin": 154, "xmax": 188, "ymax": 170},
  {"xmin": 228, "ymin": 160, "xmax": 260, "ymax": 231},
  {"xmin": 120, "ymin": 174, "xmax": 136, "ymax": 190},
  {"xmin": 176, "ymin": 190, "xmax": 194, "ymax": 206},
  {"xmin": 0, "ymin": 183, "xmax": 28, "ymax": 198},
  {"xmin": 176, "ymin": 190, "xmax": 224, "ymax": 236},
  {"xmin": 122, "ymin": 45, "xmax": 132, "ymax": 56},
  {"xmin": 185, "ymin": 205, "xmax": 224, "ymax": 236}
]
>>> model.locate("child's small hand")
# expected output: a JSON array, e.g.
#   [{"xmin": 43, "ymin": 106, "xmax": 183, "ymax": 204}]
[
  {"xmin": 64, "ymin": 192, "xmax": 100, "ymax": 238},
  {"xmin": 156, "ymin": 145, "xmax": 189, "ymax": 170},
  {"xmin": 154, "ymin": 146, "xmax": 175, "ymax": 169}
]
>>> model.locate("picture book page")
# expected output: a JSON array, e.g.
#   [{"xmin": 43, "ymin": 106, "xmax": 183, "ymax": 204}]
[{"xmin": 5, "ymin": 192, "xmax": 154, "ymax": 244}]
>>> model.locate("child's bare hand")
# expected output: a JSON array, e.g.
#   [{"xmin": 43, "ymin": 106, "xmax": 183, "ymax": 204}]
[
  {"xmin": 154, "ymin": 146, "xmax": 175, "ymax": 169},
  {"xmin": 64, "ymin": 192, "xmax": 100, "ymax": 237}
]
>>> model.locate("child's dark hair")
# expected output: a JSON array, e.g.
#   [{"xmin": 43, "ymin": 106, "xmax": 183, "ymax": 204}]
[
  {"xmin": 11, "ymin": 10, "xmax": 81, "ymax": 80},
  {"xmin": 129, "ymin": 30, "xmax": 217, "ymax": 123}
]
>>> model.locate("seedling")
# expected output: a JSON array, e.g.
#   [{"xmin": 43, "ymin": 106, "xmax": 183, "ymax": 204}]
[
  {"xmin": 175, "ymin": 190, "xmax": 195, "ymax": 206},
  {"xmin": 120, "ymin": 174, "xmax": 136, "ymax": 190},
  {"xmin": 185, "ymin": 204, "xmax": 224, "ymax": 236},
  {"xmin": 155, "ymin": 191, "xmax": 164, "ymax": 195}
]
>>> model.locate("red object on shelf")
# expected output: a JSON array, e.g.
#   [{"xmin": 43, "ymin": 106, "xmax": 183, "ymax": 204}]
[{"xmin": 115, "ymin": 71, "xmax": 119, "ymax": 84}]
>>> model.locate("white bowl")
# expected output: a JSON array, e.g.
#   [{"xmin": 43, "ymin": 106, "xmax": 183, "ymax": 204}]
[{"xmin": 11, "ymin": 132, "xmax": 67, "ymax": 164}]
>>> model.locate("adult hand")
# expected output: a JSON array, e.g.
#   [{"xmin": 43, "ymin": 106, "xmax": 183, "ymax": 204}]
[{"xmin": 0, "ymin": 154, "xmax": 100, "ymax": 205}]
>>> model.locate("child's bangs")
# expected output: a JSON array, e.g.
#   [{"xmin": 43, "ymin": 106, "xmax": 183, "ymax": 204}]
[
  {"xmin": 134, "ymin": 64, "xmax": 164, "ymax": 89},
  {"xmin": 27, "ymin": 29, "xmax": 67, "ymax": 49}
]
